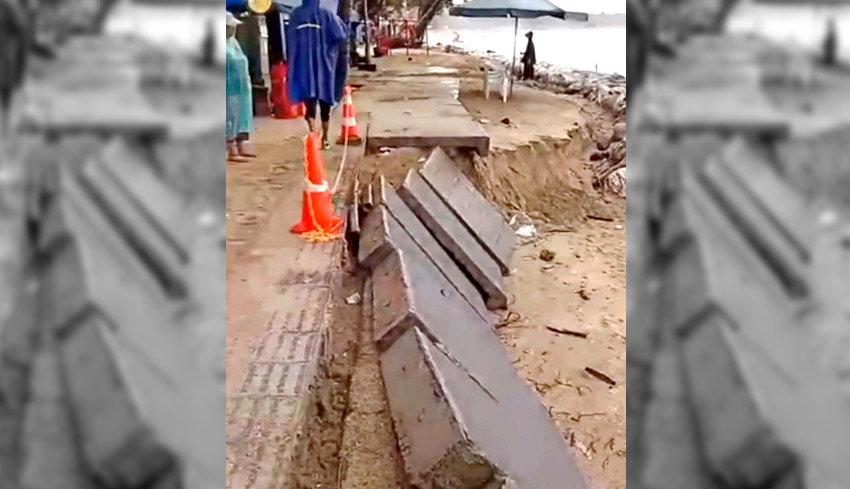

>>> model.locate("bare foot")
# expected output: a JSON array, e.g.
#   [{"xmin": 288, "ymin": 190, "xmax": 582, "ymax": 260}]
[
  {"xmin": 227, "ymin": 143, "xmax": 249, "ymax": 162},
  {"xmin": 237, "ymin": 141, "xmax": 257, "ymax": 158}
]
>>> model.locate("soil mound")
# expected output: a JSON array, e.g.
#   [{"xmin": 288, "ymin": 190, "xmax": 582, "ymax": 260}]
[{"xmin": 468, "ymin": 126, "xmax": 622, "ymax": 225}]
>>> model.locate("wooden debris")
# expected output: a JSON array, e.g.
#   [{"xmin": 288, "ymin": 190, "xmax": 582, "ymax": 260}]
[
  {"xmin": 585, "ymin": 367, "xmax": 616, "ymax": 386},
  {"xmin": 546, "ymin": 326, "xmax": 588, "ymax": 339}
]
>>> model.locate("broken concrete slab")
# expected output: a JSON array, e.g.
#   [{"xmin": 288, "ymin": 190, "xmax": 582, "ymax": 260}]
[
  {"xmin": 681, "ymin": 313, "xmax": 795, "ymax": 489},
  {"xmin": 370, "ymin": 233, "xmax": 518, "ymax": 398},
  {"xmin": 662, "ymin": 160, "xmax": 850, "ymax": 489},
  {"xmin": 97, "ymin": 141, "xmax": 192, "ymax": 256},
  {"xmin": 361, "ymin": 76, "xmax": 490, "ymax": 156},
  {"xmin": 398, "ymin": 169, "xmax": 506, "ymax": 310},
  {"xmin": 370, "ymin": 227, "xmax": 586, "ymax": 488},
  {"xmin": 78, "ymin": 157, "xmax": 188, "ymax": 299},
  {"xmin": 381, "ymin": 320, "xmax": 589, "ymax": 489},
  {"xmin": 419, "ymin": 148, "xmax": 514, "ymax": 275},
  {"xmin": 61, "ymin": 313, "xmax": 176, "ymax": 487},
  {"xmin": 37, "ymin": 166, "xmax": 225, "ymax": 486},
  {"xmin": 358, "ymin": 179, "xmax": 489, "ymax": 320},
  {"xmin": 358, "ymin": 206, "xmax": 390, "ymax": 270}
]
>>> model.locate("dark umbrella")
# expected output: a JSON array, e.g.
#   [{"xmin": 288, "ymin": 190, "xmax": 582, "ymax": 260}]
[{"xmin": 449, "ymin": 0, "xmax": 588, "ymax": 94}]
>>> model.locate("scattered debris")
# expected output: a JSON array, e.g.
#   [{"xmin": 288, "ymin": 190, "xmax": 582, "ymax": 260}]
[
  {"xmin": 345, "ymin": 292, "xmax": 362, "ymax": 305},
  {"xmin": 516, "ymin": 225, "xmax": 537, "ymax": 239},
  {"xmin": 509, "ymin": 212, "xmax": 538, "ymax": 242},
  {"xmin": 500, "ymin": 117, "xmax": 512, "ymax": 126},
  {"xmin": 496, "ymin": 311, "xmax": 522, "ymax": 329},
  {"xmin": 546, "ymin": 326, "xmax": 588, "ymax": 339},
  {"xmin": 585, "ymin": 367, "xmax": 616, "ymax": 386},
  {"xmin": 578, "ymin": 276, "xmax": 591, "ymax": 301},
  {"xmin": 539, "ymin": 249, "xmax": 556, "ymax": 262}
]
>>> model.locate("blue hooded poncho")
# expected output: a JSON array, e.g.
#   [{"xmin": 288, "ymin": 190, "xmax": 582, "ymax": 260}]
[{"xmin": 286, "ymin": 0, "xmax": 347, "ymax": 106}]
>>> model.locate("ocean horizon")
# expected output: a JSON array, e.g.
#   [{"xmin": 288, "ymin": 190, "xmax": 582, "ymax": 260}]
[
  {"xmin": 727, "ymin": 3, "xmax": 850, "ymax": 61},
  {"xmin": 428, "ymin": 13, "xmax": 627, "ymax": 76}
]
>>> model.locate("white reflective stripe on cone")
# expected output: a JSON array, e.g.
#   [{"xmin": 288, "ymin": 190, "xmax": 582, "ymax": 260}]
[
  {"xmin": 343, "ymin": 117, "xmax": 357, "ymax": 126},
  {"xmin": 305, "ymin": 179, "xmax": 329, "ymax": 193}
]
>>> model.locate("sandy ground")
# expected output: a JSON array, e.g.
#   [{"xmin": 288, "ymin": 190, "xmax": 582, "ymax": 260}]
[
  {"xmin": 354, "ymin": 51, "xmax": 626, "ymax": 489},
  {"xmin": 500, "ymin": 221, "xmax": 626, "ymax": 489},
  {"xmin": 455, "ymin": 52, "xmax": 626, "ymax": 489}
]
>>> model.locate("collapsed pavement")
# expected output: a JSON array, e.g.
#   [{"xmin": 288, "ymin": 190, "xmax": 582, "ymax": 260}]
[
  {"xmin": 351, "ymin": 148, "xmax": 589, "ymax": 489},
  {"xmin": 628, "ymin": 32, "xmax": 850, "ymax": 489},
  {"xmin": 0, "ymin": 34, "xmax": 224, "ymax": 489}
]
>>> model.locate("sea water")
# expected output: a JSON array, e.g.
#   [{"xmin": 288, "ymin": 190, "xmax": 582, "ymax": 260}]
[
  {"xmin": 427, "ymin": 13, "xmax": 627, "ymax": 76},
  {"xmin": 104, "ymin": 4, "xmax": 225, "ymax": 64},
  {"xmin": 726, "ymin": 2, "xmax": 850, "ymax": 62}
]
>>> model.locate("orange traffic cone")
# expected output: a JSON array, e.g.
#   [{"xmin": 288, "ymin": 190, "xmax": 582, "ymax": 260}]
[
  {"xmin": 291, "ymin": 133, "xmax": 343, "ymax": 241},
  {"xmin": 337, "ymin": 86, "xmax": 362, "ymax": 145}
]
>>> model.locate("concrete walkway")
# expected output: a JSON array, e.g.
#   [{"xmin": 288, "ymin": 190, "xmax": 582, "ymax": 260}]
[
  {"xmin": 225, "ymin": 115, "xmax": 360, "ymax": 489},
  {"xmin": 354, "ymin": 56, "xmax": 490, "ymax": 155}
]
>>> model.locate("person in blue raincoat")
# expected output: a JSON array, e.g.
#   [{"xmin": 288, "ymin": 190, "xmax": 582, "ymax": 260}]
[
  {"xmin": 287, "ymin": 0, "xmax": 347, "ymax": 149},
  {"xmin": 226, "ymin": 11, "xmax": 256, "ymax": 162}
]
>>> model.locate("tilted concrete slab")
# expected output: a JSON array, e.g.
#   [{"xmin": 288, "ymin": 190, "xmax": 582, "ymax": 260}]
[
  {"xmin": 98, "ymin": 141, "xmax": 193, "ymax": 255},
  {"xmin": 419, "ymin": 148, "xmax": 514, "ymax": 276},
  {"xmin": 358, "ymin": 178, "xmax": 489, "ymax": 321},
  {"xmin": 398, "ymin": 170, "xmax": 506, "ymax": 310},
  {"xmin": 663, "ymin": 160, "xmax": 850, "ymax": 489},
  {"xmin": 361, "ymin": 76, "xmax": 489, "ymax": 156},
  {"xmin": 372, "ymin": 244, "xmax": 588, "ymax": 489},
  {"xmin": 37, "ymin": 161, "xmax": 224, "ymax": 487}
]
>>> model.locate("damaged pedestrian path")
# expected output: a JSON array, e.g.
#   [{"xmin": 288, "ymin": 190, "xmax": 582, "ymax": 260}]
[
  {"xmin": 628, "ymin": 32, "xmax": 850, "ymax": 489},
  {"xmin": 227, "ymin": 51, "xmax": 625, "ymax": 489},
  {"xmin": 0, "ymin": 34, "xmax": 225, "ymax": 489}
]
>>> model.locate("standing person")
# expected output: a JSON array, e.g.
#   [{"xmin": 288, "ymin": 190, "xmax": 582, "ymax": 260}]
[
  {"xmin": 287, "ymin": 0, "xmax": 347, "ymax": 150},
  {"xmin": 226, "ymin": 11, "xmax": 256, "ymax": 162},
  {"xmin": 823, "ymin": 18, "xmax": 838, "ymax": 67},
  {"xmin": 521, "ymin": 31, "xmax": 536, "ymax": 81}
]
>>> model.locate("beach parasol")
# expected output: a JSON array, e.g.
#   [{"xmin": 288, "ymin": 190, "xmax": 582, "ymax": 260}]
[{"xmin": 449, "ymin": 0, "xmax": 588, "ymax": 93}]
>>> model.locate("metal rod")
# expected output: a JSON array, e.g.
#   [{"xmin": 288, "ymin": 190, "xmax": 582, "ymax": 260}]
[
  {"xmin": 364, "ymin": 0, "xmax": 372, "ymax": 64},
  {"xmin": 510, "ymin": 16, "xmax": 518, "ymax": 96}
]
